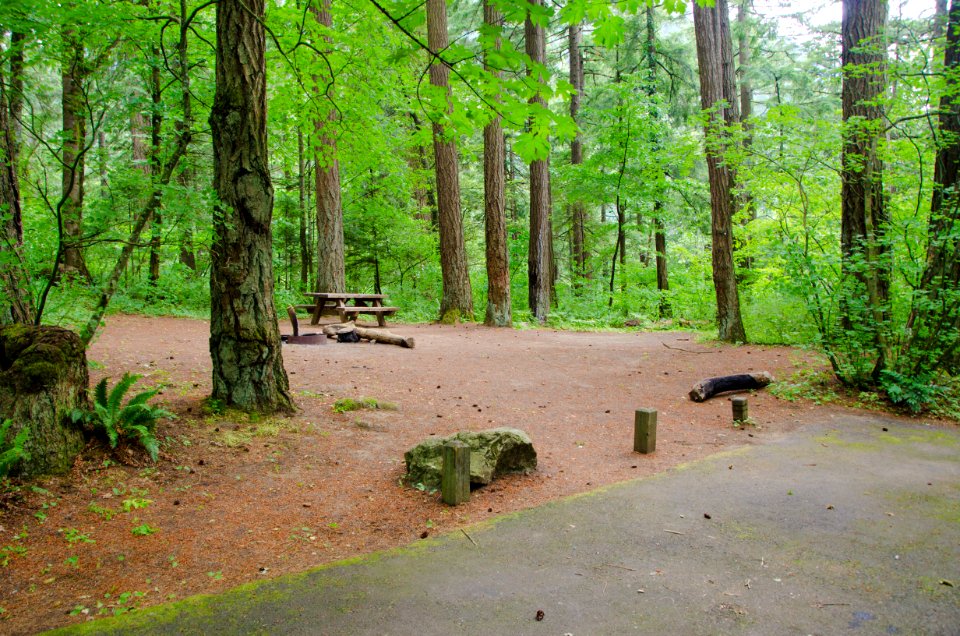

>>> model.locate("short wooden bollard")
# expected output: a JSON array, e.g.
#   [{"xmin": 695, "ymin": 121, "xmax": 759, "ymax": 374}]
[
  {"xmin": 732, "ymin": 396, "xmax": 748, "ymax": 423},
  {"xmin": 441, "ymin": 441, "xmax": 470, "ymax": 505},
  {"xmin": 634, "ymin": 408, "xmax": 657, "ymax": 454}
]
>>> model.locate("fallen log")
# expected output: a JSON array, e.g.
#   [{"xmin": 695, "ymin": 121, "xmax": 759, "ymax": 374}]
[
  {"xmin": 689, "ymin": 371, "xmax": 773, "ymax": 402},
  {"xmin": 322, "ymin": 323, "xmax": 415, "ymax": 349}
]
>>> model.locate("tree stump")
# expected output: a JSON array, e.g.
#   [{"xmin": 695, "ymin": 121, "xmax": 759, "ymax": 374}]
[{"xmin": 0, "ymin": 325, "xmax": 88, "ymax": 477}]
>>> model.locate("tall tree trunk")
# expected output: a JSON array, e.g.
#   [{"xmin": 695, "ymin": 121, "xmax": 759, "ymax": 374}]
[
  {"xmin": 483, "ymin": 0, "xmax": 511, "ymax": 327},
  {"xmin": 902, "ymin": 0, "xmax": 960, "ymax": 375},
  {"xmin": 177, "ymin": 167, "xmax": 197, "ymax": 270},
  {"xmin": 409, "ymin": 111, "xmax": 437, "ymax": 225},
  {"xmin": 8, "ymin": 32, "xmax": 25, "ymax": 161},
  {"xmin": 59, "ymin": 33, "xmax": 92, "ymax": 282},
  {"xmin": 736, "ymin": 0, "xmax": 754, "ymax": 269},
  {"xmin": 148, "ymin": 57, "xmax": 163, "ymax": 284},
  {"xmin": 526, "ymin": 0, "xmax": 551, "ymax": 322},
  {"xmin": 568, "ymin": 21, "xmax": 587, "ymax": 288},
  {"xmin": 646, "ymin": 5, "xmax": 670, "ymax": 318},
  {"xmin": 209, "ymin": 0, "xmax": 293, "ymax": 413},
  {"xmin": 427, "ymin": 0, "xmax": 473, "ymax": 321},
  {"xmin": 654, "ymin": 213, "xmax": 671, "ymax": 319},
  {"xmin": 840, "ymin": 0, "xmax": 890, "ymax": 373},
  {"xmin": 312, "ymin": 0, "xmax": 345, "ymax": 294},
  {"xmin": 298, "ymin": 129, "xmax": 311, "ymax": 290},
  {"xmin": 0, "ymin": 66, "xmax": 33, "ymax": 324},
  {"xmin": 693, "ymin": 0, "xmax": 747, "ymax": 342}
]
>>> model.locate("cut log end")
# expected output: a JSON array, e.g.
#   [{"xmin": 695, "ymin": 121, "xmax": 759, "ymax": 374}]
[
  {"xmin": 689, "ymin": 371, "xmax": 774, "ymax": 402},
  {"xmin": 322, "ymin": 323, "xmax": 414, "ymax": 348}
]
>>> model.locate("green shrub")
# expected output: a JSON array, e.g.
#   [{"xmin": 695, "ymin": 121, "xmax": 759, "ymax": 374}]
[
  {"xmin": 75, "ymin": 374, "xmax": 174, "ymax": 462},
  {"xmin": 0, "ymin": 419, "xmax": 30, "ymax": 478}
]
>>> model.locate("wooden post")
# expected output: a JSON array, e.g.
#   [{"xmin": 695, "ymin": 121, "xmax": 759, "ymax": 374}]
[
  {"xmin": 634, "ymin": 408, "xmax": 657, "ymax": 454},
  {"xmin": 732, "ymin": 396, "xmax": 748, "ymax": 423},
  {"xmin": 442, "ymin": 440, "xmax": 470, "ymax": 505}
]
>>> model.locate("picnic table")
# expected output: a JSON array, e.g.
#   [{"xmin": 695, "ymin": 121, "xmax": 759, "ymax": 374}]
[{"xmin": 300, "ymin": 292, "xmax": 399, "ymax": 327}]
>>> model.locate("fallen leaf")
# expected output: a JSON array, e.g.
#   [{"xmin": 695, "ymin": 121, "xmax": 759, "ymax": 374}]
[{"xmin": 940, "ymin": 579, "xmax": 955, "ymax": 587}]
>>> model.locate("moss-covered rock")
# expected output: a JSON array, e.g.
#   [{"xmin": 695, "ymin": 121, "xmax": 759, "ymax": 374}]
[
  {"xmin": 0, "ymin": 325, "xmax": 88, "ymax": 477},
  {"xmin": 404, "ymin": 428, "xmax": 537, "ymax": 489}
]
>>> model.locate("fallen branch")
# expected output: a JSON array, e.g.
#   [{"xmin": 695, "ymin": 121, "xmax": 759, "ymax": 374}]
[
  {"xmin": 689, "ymin": 372, "xmax": 774, "ymax": 402},
  {"xmin": 460, "ymin": 528, "xmax": 478, "ymax": 547},
  {"xmin": 661, "ymin": 342, "xmax": 716, "ymax": 354}
]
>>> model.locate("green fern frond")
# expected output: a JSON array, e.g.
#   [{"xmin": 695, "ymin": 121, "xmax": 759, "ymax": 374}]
[
  {"xmin": 107, "ymin": 373, "xmax": 141, "ymax": 414},
  {"xmin": 93, "ymin": 377, "xmax": 109, "ymax": 409},
  {"xmin": 125, "ymin": 388, "xmax": 159, "ymax": 409}
]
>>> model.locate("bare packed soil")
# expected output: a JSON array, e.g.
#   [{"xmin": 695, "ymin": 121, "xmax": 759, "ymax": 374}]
[{"xmin": 0, "ymin": 315, "xmax": 910, "ymax": 633}]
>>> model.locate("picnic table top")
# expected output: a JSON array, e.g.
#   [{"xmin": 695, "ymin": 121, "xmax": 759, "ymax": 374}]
[{"xmin": 304, "ymin": 292, "xmax": 386, "ymax": 300}]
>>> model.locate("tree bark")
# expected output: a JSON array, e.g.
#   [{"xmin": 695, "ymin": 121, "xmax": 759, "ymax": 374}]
[
  {"xmin": 568, "ymin": 22, "xmax": 587, "ymax": 286},
  {"xmin": 312, "ymin": 0, "xmax": 346, "ymax": 294},
  {"xmin": 0, "ymin": 325, "xmax": 87, "ymax": 477},
  {"xmin": 148, "ymin": 56, "xmax": 163, "ymax": 284},
  {"xmin": 737, "ymin": 0, "xmax": 754, "ymax": 269},
  {"xmin": 526, "ymin": 0, "xmax": 551, "ymax": 322},
  {"xmin": 646, "ymin": 7, "xmax": 670, "ymax": 318},
  {"xmin": 427, "ymin": 0, "xmax": 474, "ymax": 321},
  {"xmin": 482, "ymin": 0, "xmax": 511, "ymax": 327},
  {"xmin": 902, "ymin": 0, "xmax": 960, "ymax": 375},
  {"xmin": 693, "ymin": 0, "xmax": 747, "ymax": 342},
  {"xmin": 840, "ymin": 0, "xmax": 890, "ymax": 370},
  {"xmin": 209, "ymin": 0, "xmax": 293, "ymax": 413},
  {"xmin": 60, "ymin": 32, "xmax": 92, "ymax": 282},
  {"xmin": 298, "ymin": 129, "xmax": 311, "ymax": 290},
  {"xmin": 0, "ymin": 67, "xmax": 33, "ymax": 325}
]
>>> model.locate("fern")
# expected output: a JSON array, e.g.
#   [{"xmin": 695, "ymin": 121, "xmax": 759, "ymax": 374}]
[
  {"xmin": 0, "ymin": 419, "xmax": 30, "ymax": 477},
  {"xmin": 86, "ymin": 374, "xmax": 174, "ymax": 462}
]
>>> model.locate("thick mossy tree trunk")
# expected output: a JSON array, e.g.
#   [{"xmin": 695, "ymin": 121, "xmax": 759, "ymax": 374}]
[
  {"xmin": 0, "ymin": 325, "xmax": 87, "ymax": 477},
  {"xmin": 209, "ymin": 0, "xmax": 294, "ymax": 413}
]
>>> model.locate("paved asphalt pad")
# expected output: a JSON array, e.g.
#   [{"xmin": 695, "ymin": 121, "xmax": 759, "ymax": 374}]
[{"xmin": 53, "ymin": 415, "xmax": 960, "ymax": 635}]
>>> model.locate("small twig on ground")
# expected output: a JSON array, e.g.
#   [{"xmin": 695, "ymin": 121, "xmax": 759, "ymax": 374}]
[
  {"xmin": 661, "ymin": 342, "xmax": 716, "ymax": 354},
  {"xmin": 460, "ymin": 528, "xmax": 479, "ymax": 547},
  {"xmin": 663, "ymin": 529, "xmax": 686, "ymax": 535},
  {"xmin": 813, "ymin": 601, "xmax": 852, "ymax": 609},
  {"xmin": 601, "ymin": 563, "xmax": 638, "ymax": 572}
]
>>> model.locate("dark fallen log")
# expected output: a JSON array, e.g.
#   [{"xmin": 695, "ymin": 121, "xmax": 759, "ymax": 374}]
[
  {"xmin": 322, "ymin": 323, "xmax": 415, "ymax": 349},
  {"xmin": 689, "ymin": 371, "xmax": 774, "ymax": 402}
]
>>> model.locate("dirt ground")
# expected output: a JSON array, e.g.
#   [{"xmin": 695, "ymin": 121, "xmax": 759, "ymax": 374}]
[{"xmin": 0, "ymin": 315, "xmax": 925, "ymax": 633}]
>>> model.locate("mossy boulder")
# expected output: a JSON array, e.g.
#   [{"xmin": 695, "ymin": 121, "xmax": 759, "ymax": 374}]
[
  {"xmin": 0, "ymin": 325, "xmax": 88, "ymax": 477},
  {"xmin": 404, "ymin": 427, "xmax": 537, "ymax": 489}
]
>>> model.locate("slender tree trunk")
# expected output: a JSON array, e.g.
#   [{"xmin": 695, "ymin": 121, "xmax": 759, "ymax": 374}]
[
  {"xmin": 693, "ymin": 0, "xmax": 747, "ymax": 342},
  {"xmin": 209, "ymin": 0, "xmax": 293, "ymax": 413},
  {"xmin": 177, "ymin": 167, "xmax": 197, "ymax": 270},
  {"xmin": 298, "ymin": 129, "xmax": 311, "ymax": 290},
  {"xmin": 654, "ymin": 213, "xmax": 671, "ymax": 318},
  {"xmin": 569, "ymin": 22, "xmax": 587, "ymax": 288},
  {"xmin": 409, "ymin": 112, "xmax": 437, "ymax": 225},
  {"xmin": 148, "ymin": 57, "xmax": 163, "ymax": 284},
  {"xmin": 60, "ymin": 33, "xmax": 92, "ymax": 282},
  {"xmin": 526, "ymin": 0, "xmax": 551, "ymax": 321},
  {"xmin": 482, "ymin": 0, "xmax": 511, "ymax": 327},
  {"xmin": 427, "ymin": 0, "xmax": 473, "ymax": 321},
  {"xmin": 840, "ymin": 0, "xmax": 890, "ymax": 372},
  {"xmin": 312, "ymin": 0, "xmax": 346, "ymax": 293},
  {"xmin": 646, "ymin": 5, "xmax": 670, "ymax": 318}
]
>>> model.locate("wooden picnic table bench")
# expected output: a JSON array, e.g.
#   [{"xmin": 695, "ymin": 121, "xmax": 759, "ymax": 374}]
[{"xmin": 302, "ymin": 292, "xmax": 399, "ymax": 327}]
